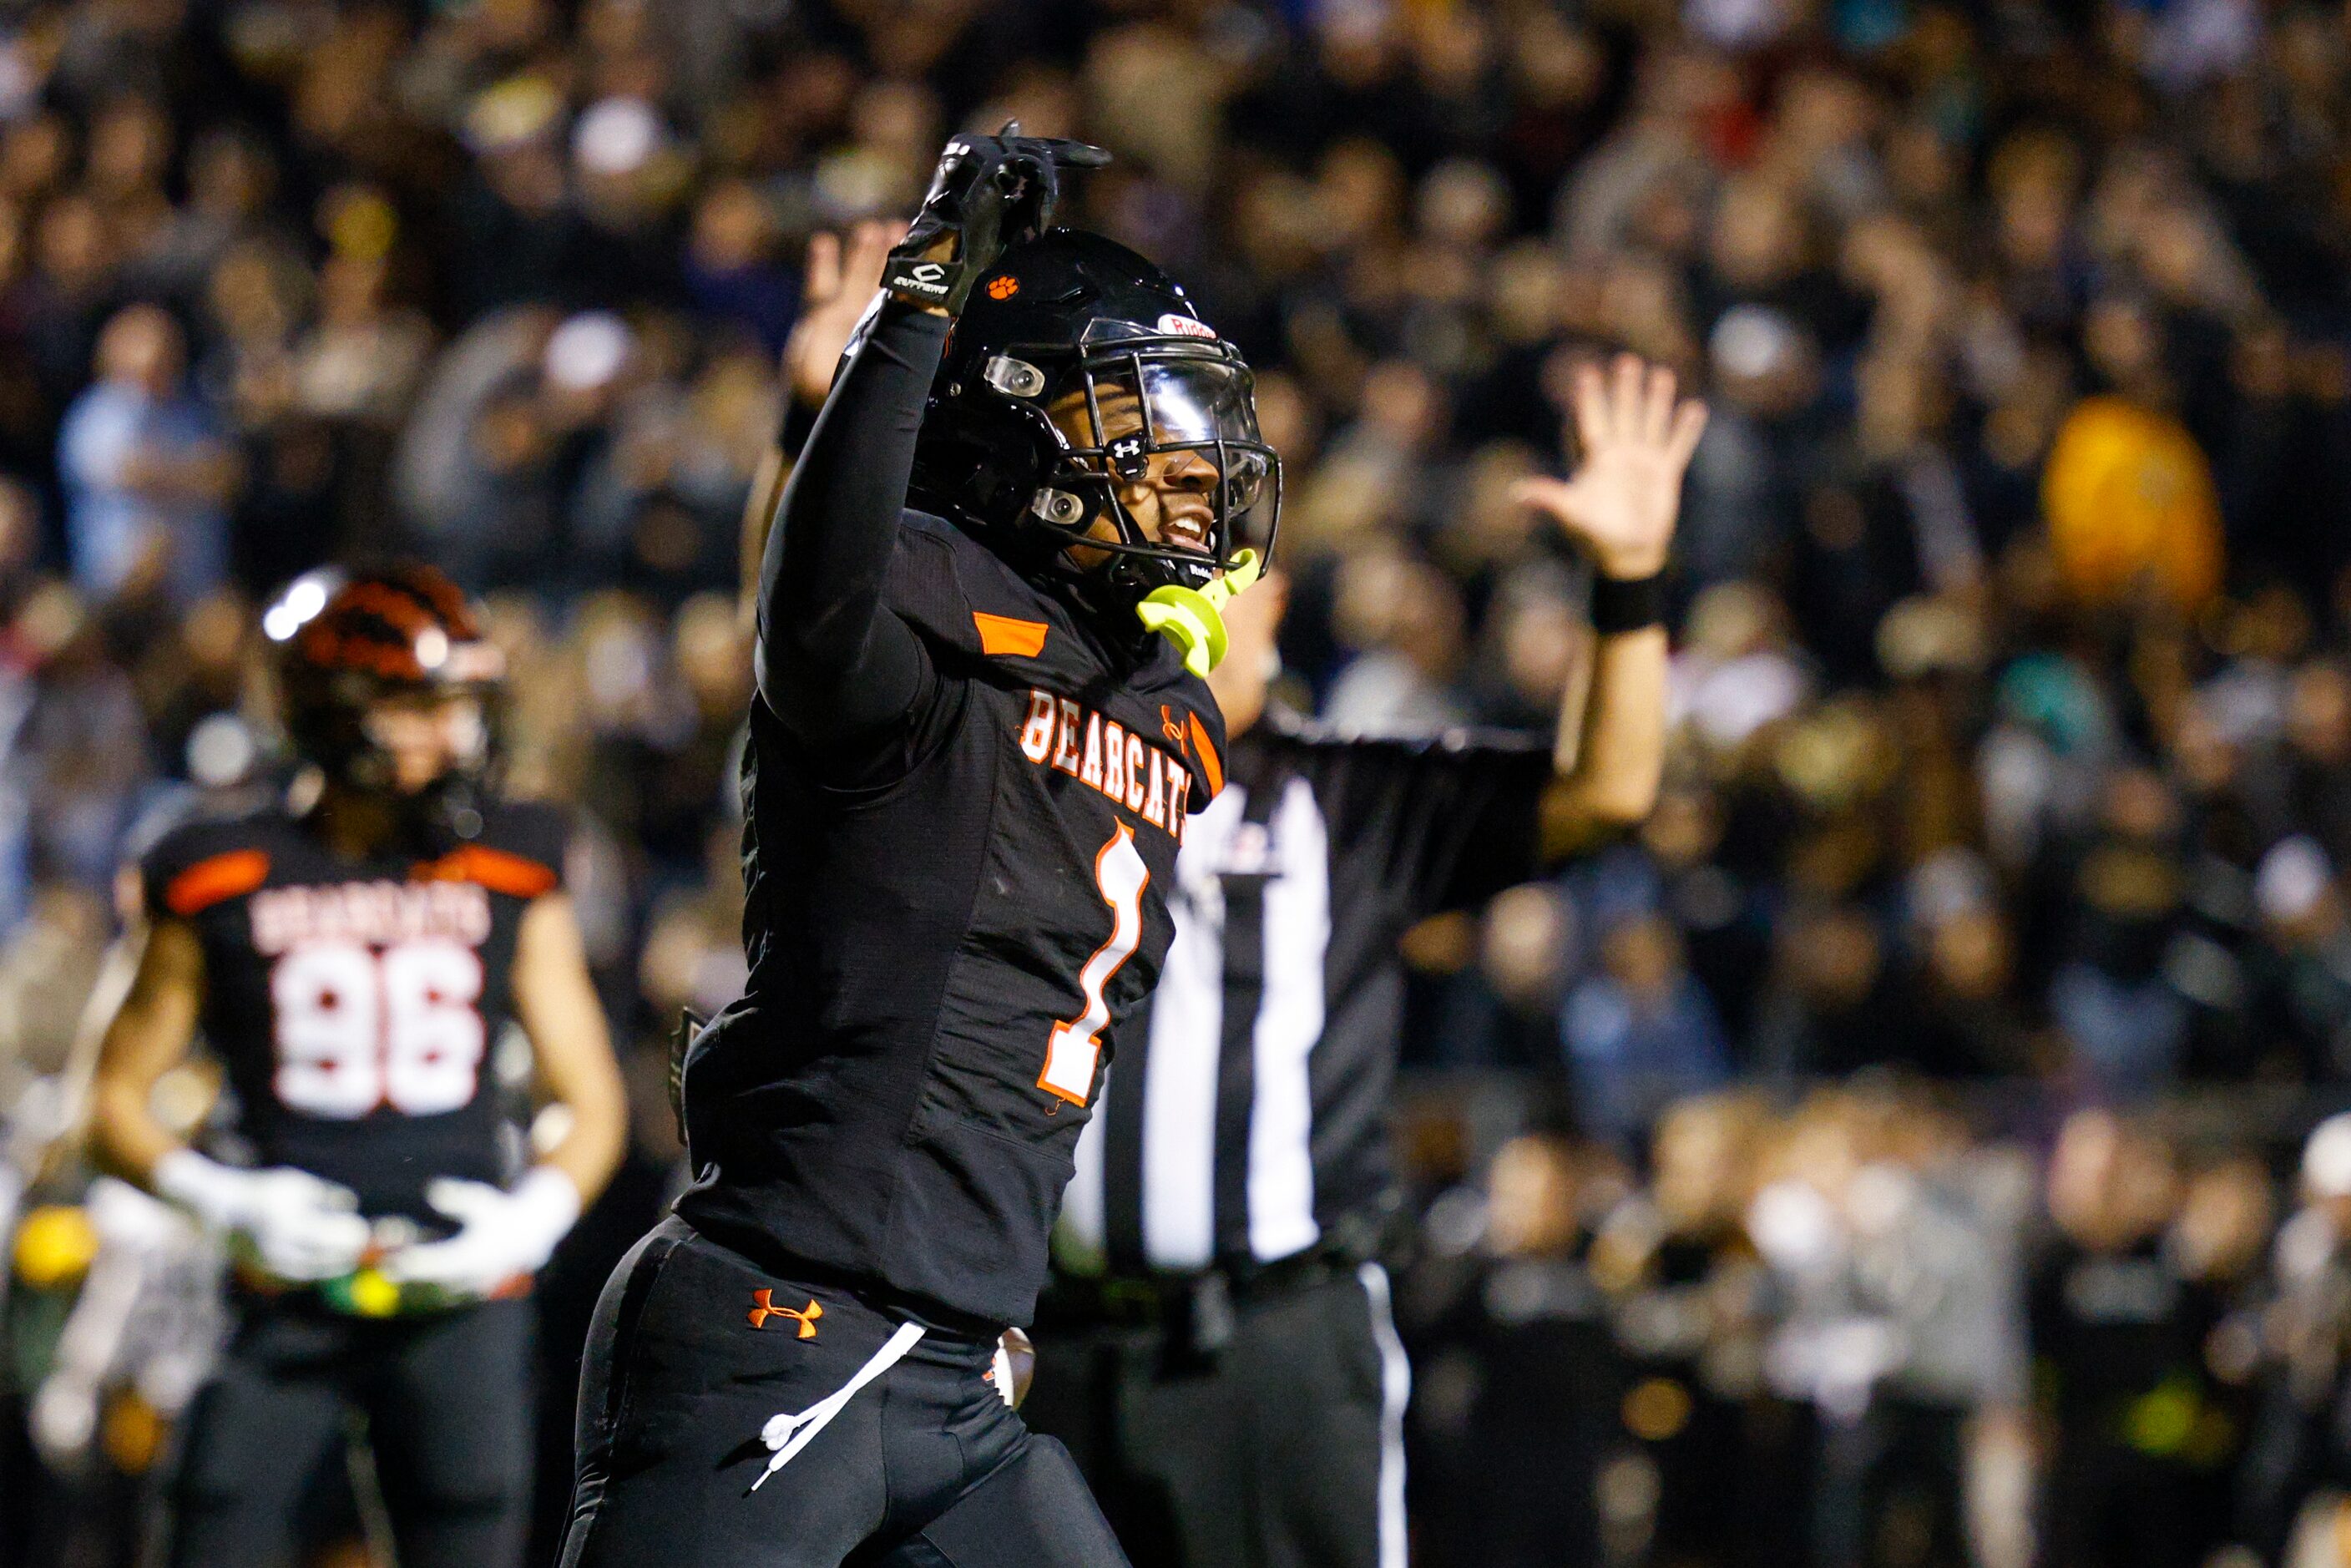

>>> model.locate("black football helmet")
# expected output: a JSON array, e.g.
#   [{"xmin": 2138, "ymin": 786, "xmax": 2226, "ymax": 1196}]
[
  {"xmin": 265, "ymin": 564, "xmax": 506, "ymax": 835},
  {"xmin": 907, "ymin": 229, "xmax": 1280, "ymax": 616}
]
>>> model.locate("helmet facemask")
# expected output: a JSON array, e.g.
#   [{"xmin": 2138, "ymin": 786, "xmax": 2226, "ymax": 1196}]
[
  {"xmin": 903, "ymin": 228, "xmax": 1282, "ymax": 668},
  {"xmin": 356, "ymin": 685, "xmax": 497, "ymax": 795},
  {"xmin": 1013, "ymin": 338, "xmax": 1282, "ymax": 604}
]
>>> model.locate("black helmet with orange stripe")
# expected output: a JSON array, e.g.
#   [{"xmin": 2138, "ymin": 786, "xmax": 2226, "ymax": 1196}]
[{"xmin": 264, "ymin": 564, "xmax": 506, "ymax": 832}]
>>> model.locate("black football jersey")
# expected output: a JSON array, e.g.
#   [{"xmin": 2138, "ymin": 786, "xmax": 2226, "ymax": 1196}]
[
  {"xmin": 678, "ymin": 512, "xmax": 1226, "ymax": 1329},
  {"xmin": 138, "ymin": 799, "xmax": 568, "ymax": 1222}
]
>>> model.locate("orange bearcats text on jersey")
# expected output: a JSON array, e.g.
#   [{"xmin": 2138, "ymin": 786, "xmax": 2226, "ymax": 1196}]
[{"xmin": 1016, "ymin": 689, "xmax": 1194, "ymax": 840}]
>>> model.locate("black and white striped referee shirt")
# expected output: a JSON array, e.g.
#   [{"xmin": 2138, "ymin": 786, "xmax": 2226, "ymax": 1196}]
[{"xmin": 1059, "ymin": 716, "xmax": 1553, "ymax": 1278}]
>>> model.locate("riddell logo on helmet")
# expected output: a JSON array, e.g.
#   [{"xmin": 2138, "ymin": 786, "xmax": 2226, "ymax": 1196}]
[
  {"xmin": 987, "ymin": 275, "xmax": 1019, "ymax": 300},
  {"xmin": 1156, "ymin": 313, "xmax": 1216, "ymax": 339}
]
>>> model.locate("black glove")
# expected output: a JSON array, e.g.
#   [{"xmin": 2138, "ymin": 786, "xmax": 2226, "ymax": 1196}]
[{"xmin": 881, "ymin": 122, "xmax": 1110, "ymax": 314}]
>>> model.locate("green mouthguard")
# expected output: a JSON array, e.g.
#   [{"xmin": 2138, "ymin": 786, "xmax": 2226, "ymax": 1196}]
[{"xmin": 1136, "ymin": 549, "xmax": 1261, "ymax": 677}]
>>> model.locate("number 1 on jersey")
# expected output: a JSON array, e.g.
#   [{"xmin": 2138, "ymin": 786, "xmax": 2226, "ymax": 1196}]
[{"xmin": 1041, "ymin": 825, "xmax": 1149, "ymax": 1105}]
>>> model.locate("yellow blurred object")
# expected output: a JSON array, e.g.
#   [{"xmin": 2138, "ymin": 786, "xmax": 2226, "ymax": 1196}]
[
  {"xmin": 323, "ymin": 187, "xmax": 399, "ymax": 263},
  {"xmin": 334, "ymin": 1265, "xmax": 404, "ymax": 1318},
  {"xmin": 99, "ymin": 1389, "xmax": 164, "ymax": 1474},
  {"xmin": 1623, "ymin": 1376, "xmax": 1694, "ymax": 1443},
  {"xmin": 463, "ymin": 75, "xmax": 564, "ymax": 154},
  {"xmin": 2042, "ymin": 396, "xmax": 2223, "ymax": 613},
  {"xmin": 2121, "ymin": 1375, "xmax": 2199, "ymax": 1456},
  {"xmin": 13, "ymin": 1204, "xmax": 99, "ymax": 1288}
]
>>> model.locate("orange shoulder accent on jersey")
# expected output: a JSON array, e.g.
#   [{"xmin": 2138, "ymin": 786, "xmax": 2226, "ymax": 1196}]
[
  {"xmin": 972, "ymin": 611, "xmax": 1049, "ymax": 658},
  {"xmin": 163, "ymin": 849, "xmax": 270, "ymax": 917},
  {"xmin": 415, "ymin": 844, "xmax": 559, "ymax": 899},
  {"xmin": 1186, "ymin": 711, "xmax": 1223, "ymax": 797}
]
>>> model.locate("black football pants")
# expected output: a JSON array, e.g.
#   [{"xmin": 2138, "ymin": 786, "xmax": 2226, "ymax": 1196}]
[
  {"xmin": 559, "ymin": 1216, "xmax": 1130, "ymax": 1568},
  {"xmin": 1021, "ymin": 1262, "xmax": 1408, "ymax": 1568},
  {"xmin": 165, "ymin": 1294, "xmax": 534, "ymax": 1568}
]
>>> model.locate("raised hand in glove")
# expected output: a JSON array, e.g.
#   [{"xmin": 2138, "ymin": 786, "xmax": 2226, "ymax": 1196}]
[
  {"xmin": 377, "ymin": 1168, "xmax": 580, "ymax": 1301},
  {"xmin": 882, "ymin": 122, "xmax": 1109, "ymax": 315},
  {"xmin": 154, "ymin": 1149, "xmax": 372, "ymax": 1282}
]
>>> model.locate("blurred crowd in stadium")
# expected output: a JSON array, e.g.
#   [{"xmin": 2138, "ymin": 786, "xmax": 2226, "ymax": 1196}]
[{"xmin": 5, "ymin": 0, "xmax": 2351, "ymax": 1563}]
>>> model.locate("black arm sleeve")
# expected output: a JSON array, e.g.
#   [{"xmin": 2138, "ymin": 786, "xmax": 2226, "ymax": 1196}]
[
  {"xmin": 1302, "ymin": 730, "xmax": 1555, "ymax": 918},
  {"xmin": 755, "ymin": 302, "xmax": 952, "ymax": 748}
]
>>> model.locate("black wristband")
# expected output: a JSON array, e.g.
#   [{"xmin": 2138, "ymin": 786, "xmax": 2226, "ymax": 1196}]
[{"xmin": 1589, "ymin": 569, "xmax": 1667, "ymax": 635}]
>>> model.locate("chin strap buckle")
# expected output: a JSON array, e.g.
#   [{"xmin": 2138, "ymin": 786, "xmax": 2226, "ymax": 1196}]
[{"xmin": 1135, "ymin": 549, "xmax": 1261, "ymax": 678}]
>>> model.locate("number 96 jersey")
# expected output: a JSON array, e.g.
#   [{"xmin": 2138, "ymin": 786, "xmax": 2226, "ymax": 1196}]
[{"xmin": 137, "ymin": 800, "xmax": 568, "ymax": 1222}]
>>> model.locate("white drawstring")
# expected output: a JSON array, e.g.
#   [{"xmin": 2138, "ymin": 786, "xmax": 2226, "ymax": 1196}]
[{"xmin": 749, "ymin": 1321, "xmax": 927, "ymax": 1492}]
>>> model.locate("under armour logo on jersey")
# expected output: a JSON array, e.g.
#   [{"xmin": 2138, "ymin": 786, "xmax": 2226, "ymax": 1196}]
[{"xmin": 748, "ymin": 1290, "xmax": 822, "ymax": 1338}]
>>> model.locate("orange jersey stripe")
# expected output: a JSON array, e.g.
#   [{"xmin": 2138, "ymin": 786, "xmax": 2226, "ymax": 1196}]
[
  {"xmin": 1186, "ymin": 711, "xmax": 1223, "ymax": 797},
  {"xmin": 415, "ymin": 844, "xmax": 559, "ymax": 899},
  {"xmin": 972, "ymin": 612, "xmax": 1049, "ymax": 658},
  {"xmin": 164, "ymin": 850, "xmax": 270, "ymax": 917}
]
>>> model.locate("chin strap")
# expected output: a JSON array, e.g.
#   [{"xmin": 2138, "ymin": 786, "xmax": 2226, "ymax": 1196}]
[{"xmin": 1135, "ymin": 549, "xmax": 1261, "ymax": 677}]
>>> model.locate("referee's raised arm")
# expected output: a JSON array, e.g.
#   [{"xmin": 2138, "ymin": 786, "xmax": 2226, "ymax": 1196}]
[
  {"xmin": 1511, "ymin": 352, "xmax": 1707, "ymax": 830},
  {"xmin": 735, "ymin": 221, "xmax": 903, "ymax": 644}
]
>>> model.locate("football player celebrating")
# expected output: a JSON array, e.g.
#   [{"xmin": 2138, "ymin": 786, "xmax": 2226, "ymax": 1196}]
[
  {"xmin": 88, "ymin": 564, "xmax": 627, "ymax": 1568},
  {"xmin": 559, "ymin": 130, "xmax": 1269, "ymax": 1568}
]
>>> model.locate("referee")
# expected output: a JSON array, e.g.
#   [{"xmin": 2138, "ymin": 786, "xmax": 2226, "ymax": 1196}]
[{"xmin": 1025, "ymin": 354, "xmax": 1705, "ymax": 1568}]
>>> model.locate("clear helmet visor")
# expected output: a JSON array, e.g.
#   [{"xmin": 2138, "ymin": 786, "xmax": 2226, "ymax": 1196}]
[
  {"xmin": 1074, "ymin": 355, "xmax": 1279, "ymax": 560},
  {"xmin": 1135, "ymin": 357, "xmax": 1260, "ymax": 446}
]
